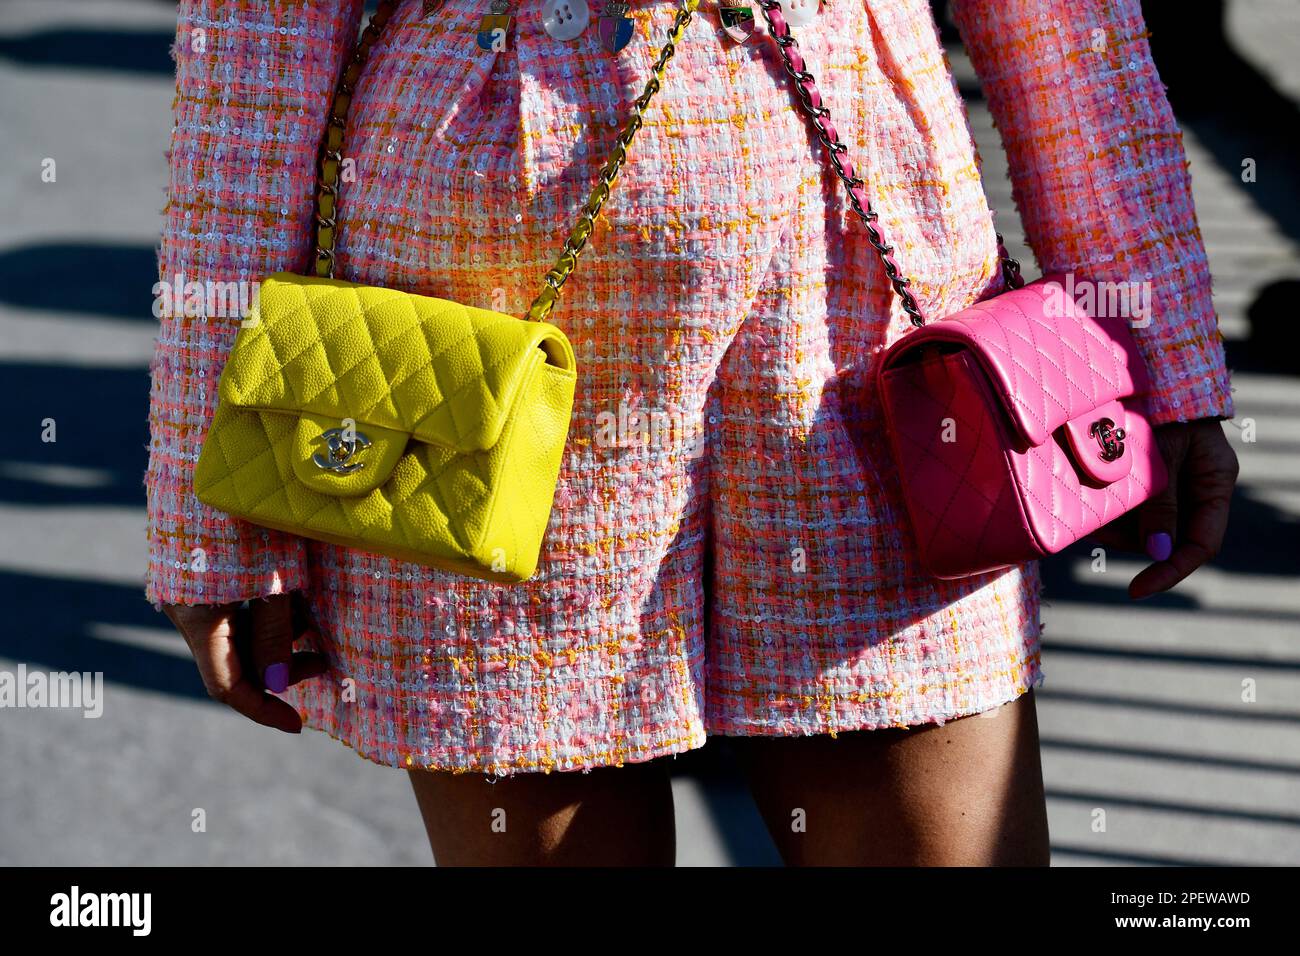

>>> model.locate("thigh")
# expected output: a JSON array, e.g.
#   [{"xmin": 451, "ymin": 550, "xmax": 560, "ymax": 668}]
[
  {"xmin": 407, "ymin": 757, "xmax": 676, "ymax": 867},
  {"xmin": 730, "ymin": 691, "xmax": 1050, "ymax": 866}
]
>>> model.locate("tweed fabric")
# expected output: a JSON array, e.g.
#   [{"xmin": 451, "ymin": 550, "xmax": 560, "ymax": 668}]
[{"xmin": 146, "ymin": 0, "xmax": 1232, "ymax": 774}]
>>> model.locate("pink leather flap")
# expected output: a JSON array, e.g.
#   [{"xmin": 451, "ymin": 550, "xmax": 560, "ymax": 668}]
[
  {"xmin": 1060, "ymin": 399, "xmax": 1134, "ymax": 485},
  {"xmin": 879, "ymin": 275, "xmax": 1151, "ymax": 447}
]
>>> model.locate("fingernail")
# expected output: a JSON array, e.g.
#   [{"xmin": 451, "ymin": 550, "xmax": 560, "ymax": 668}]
[
  {"xmin": 1145, "ymin": 532, "xmax": 1173, "ymax": 562},
  {"xmin": 263, "ymin": 663, "xmax": 289, "ymax": 694}
]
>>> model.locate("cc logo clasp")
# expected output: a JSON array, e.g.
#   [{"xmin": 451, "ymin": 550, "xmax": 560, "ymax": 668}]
[
  {"xmin": 313, "ymin": 426, "xmax": 372, "ymax": 475},
  {"xmin": 1088, "ymin": 417, "xmax": 1127, "ymax": 463}
]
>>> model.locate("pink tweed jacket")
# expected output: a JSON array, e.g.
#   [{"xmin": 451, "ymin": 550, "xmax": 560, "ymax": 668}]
[{"xmin": 145, "ymin": 0, "xmax": 1231, "ymax": 607}]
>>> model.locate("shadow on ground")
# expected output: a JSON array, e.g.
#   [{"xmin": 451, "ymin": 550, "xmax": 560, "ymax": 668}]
[
  {"xmin": 0, "ymin": 243, "xmax": 158, "ymax": 323},
  {"xmin": 0, "ymin": 28, "xmax": 173, "ymax": 75}
]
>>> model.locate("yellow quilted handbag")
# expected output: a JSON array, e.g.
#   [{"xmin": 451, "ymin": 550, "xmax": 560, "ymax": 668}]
[{"xmin": 193, "ymin": 0, "xmax": 700, "ymax": 582}]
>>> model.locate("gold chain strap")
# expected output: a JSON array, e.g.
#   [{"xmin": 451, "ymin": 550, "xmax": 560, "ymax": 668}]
[
  {"xmin": 310, "ymin": 0, "xmax": 701, "ymax": 326},
  {"xmin": 312, "ymin": 0, "xmax": 401, "ymax": 279},
  {"xmin": 525, "ymin": 0, "xmax": 699, "ymax": 321}
]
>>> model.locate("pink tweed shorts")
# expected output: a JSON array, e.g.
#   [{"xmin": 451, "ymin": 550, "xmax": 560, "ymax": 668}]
[{"xmin": 149, "ymin": 0, "xmax": 1231, "ymax": 775}]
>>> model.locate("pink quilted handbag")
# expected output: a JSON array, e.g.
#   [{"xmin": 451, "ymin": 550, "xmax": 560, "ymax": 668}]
[{"xmin": 757, "ymin": 1, "xmax": 1168, "ymax": 578}]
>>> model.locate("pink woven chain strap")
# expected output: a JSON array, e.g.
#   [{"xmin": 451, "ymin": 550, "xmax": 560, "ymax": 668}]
[{"xmin": 753, "ymin": 0, "xmax": 1024, "ymax": 326}]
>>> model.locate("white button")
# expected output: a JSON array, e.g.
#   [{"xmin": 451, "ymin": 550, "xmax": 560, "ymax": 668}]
[
  {"xmin": 542, "ymin": 0, "xmax": 591, "ymax": 41},
  {"xmin": 778, "ymin": 0, "xmax": 818, "ymax": 29}
]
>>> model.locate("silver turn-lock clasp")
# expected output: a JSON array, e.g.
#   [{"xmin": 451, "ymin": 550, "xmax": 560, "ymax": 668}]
[{"xmin": 313, "ymin": 427, "xmax": 372, "ymax": 475}]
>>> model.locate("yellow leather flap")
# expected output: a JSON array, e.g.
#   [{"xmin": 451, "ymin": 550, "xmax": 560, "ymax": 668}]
[
  {"xmin": 289, "ymin": 411, "xmax": 408, "ymax": 497},
  {"xmin": 219, "ymin": 273, "xmax": 576, "ymax": 454}
]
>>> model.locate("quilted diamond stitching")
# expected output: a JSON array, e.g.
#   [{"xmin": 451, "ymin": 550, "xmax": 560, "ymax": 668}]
[
  {"xmin": 948, "ymin": 286, "xmax": 1130, "ymax": 442},
  {"xmin": 233, "ymin": 278, "xmax": 549, "ymax": 451}
]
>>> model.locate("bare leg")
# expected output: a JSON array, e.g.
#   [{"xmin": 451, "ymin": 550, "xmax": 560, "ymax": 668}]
[
  {"xmin": 730, "ymin": 691, "xmax": 1050, "ymax": 866},
  {"xmin": 407, "ymin": 757, "xmax": 676, "ymax": 866}
]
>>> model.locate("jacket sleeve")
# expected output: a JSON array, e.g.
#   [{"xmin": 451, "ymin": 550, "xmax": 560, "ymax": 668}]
[
  {"xmin": 948, "ymin": 0, "xmax": 1233, "ymax": 424},
  {"xmin": 145, "ymin": 0, "xmax": 364, "ymax": 607}
]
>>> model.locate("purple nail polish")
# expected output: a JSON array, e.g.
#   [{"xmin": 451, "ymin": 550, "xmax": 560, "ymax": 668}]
[
  {"xmin": 263, "ymin": 662, "xmax": 289, "ymax": 694},
  {"xmin": 1146, "ymin": 531, "xmax": 1173, "ymax": 562}
]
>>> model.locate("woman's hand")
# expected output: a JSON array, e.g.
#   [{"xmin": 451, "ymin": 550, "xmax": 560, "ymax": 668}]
[
  {"xmin": 1093, "ymin": 418, "xmax": 1239, "ymax": 600},
  {"xmin": 162, "ymin": 594, "xmax": 326, "ymax": 733}
]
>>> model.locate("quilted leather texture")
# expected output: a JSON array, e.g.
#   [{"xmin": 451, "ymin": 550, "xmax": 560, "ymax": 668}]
[
  {"xmin": 887, "ymin": 276, "xmax": 1150, "ymax": 446},
  {"xmin": 878, "ymin": 274, "xmax": 1167, "ymax": 578},
  {"xmin": 220, "ymin": 274, "xmax": 574, "ymax": 452},
  {"xmin": 194, "ymin": 273, "xmax": 577, "ymax": 583}
]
